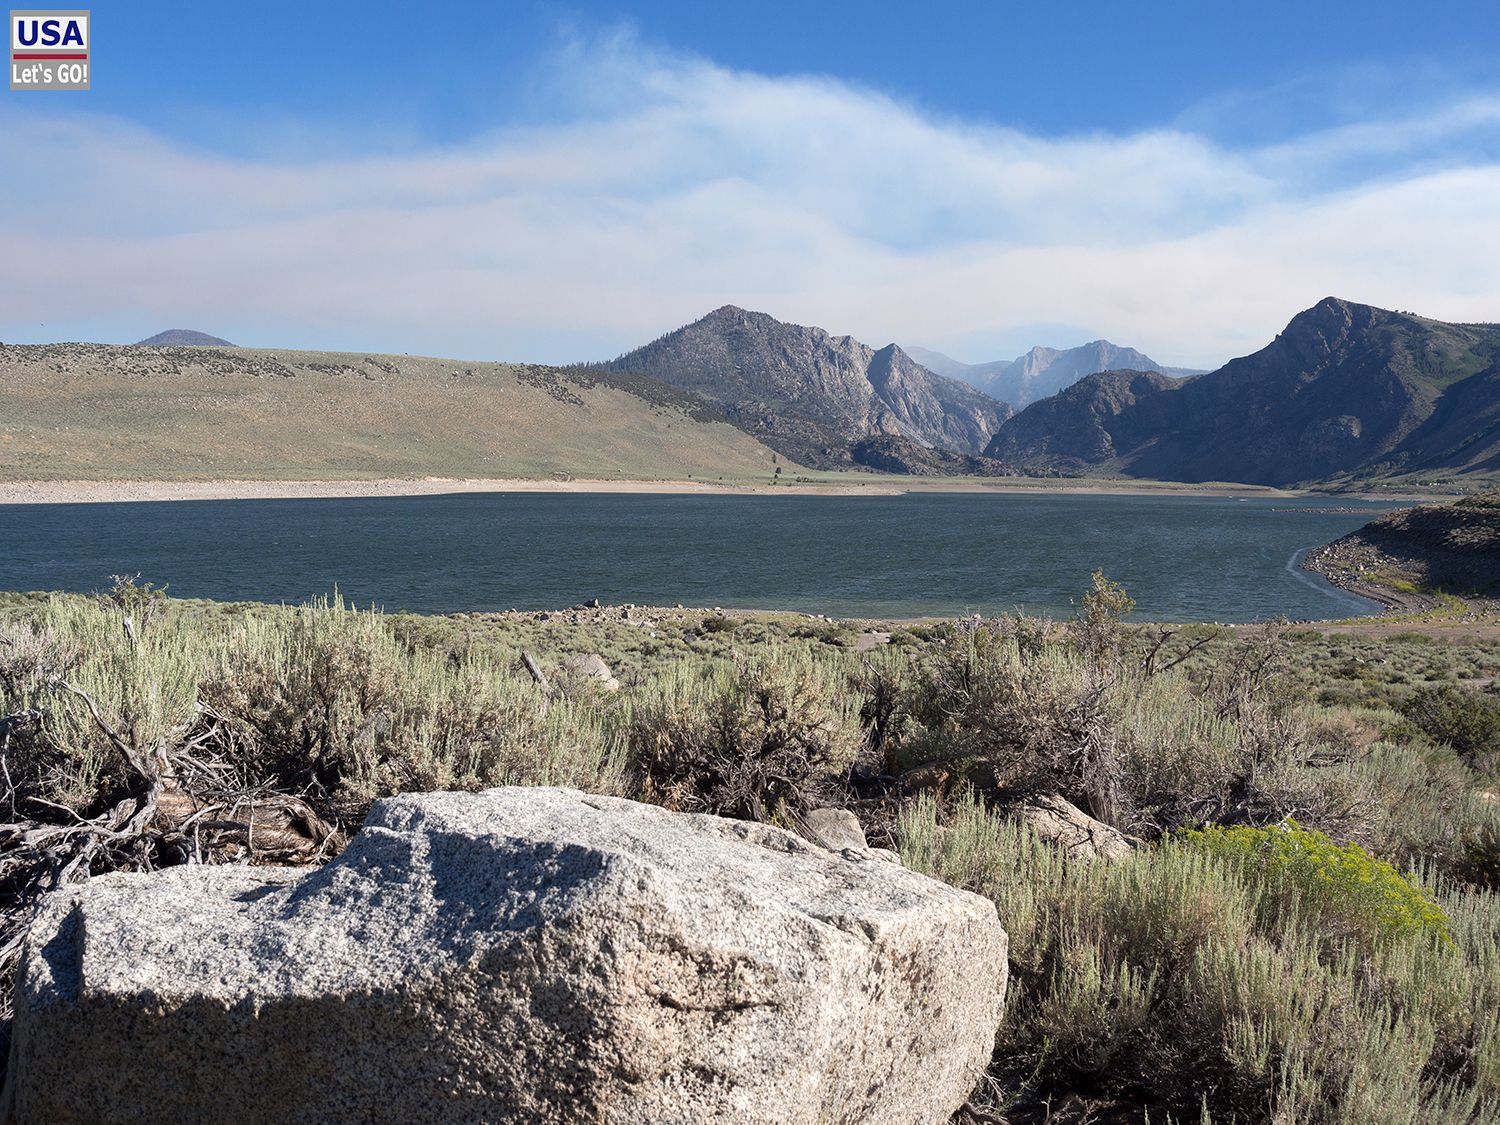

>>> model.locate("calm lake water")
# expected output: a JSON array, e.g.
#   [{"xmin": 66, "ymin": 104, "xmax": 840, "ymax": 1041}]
[{"xmin": 0, "ymin": 492, "xmax": 1405, "ymax": 622}]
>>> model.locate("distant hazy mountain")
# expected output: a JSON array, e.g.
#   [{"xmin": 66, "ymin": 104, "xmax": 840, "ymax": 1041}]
[
  {"xmin": 599, "ymin": 306, "xmax": 1012, "ymax": 466},
  {"xmin": 135, "ymin": 329, "xmax": 236, "ymax": 347},
  {"xmin": 986, "ymin": 298, "xmax": 1500, "ymax": 486},
  {"xmin": 906, "ymin": 341, "xmax": 1204, "ymax": 408}
]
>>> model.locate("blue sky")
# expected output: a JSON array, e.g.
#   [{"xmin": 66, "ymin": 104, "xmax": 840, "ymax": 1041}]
[{"xmin": 3, "ymin": 0, "xmax": 1500, "ymax": 366}]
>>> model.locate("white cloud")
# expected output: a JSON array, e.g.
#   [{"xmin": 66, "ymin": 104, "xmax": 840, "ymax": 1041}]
[{"xmin": 1, "ymin": 34, "xmax": 1498, "ymax": 368}]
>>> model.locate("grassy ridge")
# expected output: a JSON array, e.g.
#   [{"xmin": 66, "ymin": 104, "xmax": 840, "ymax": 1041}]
[{"xmin": 0, "ymin": 343, "xmax": 786, "ymax": 481}]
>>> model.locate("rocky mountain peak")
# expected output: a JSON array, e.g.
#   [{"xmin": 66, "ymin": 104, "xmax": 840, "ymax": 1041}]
[
  {"xmin": 986, "ymin": 298, "xmax": 1500, "ymax": 486},
  {"xmin": 1272, "ymin": 298, "xmax": 1395, "ymax": 367},
  {"xmin": 600, "ymin": 310, "xmax": 1010, "ymax": 466},
  {"xmin": 910, "ymin": 338, "xmax": 1177, "ymax": 408},
  {"xmin": 702, "ymin": 304, "xmax": 755, "ymax": 323}
]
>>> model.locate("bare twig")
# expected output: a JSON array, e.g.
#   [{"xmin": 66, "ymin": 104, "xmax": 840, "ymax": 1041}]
[{"xmin": 959, "ymin": 1101, "xmax": 1007, "ymax": 1124}]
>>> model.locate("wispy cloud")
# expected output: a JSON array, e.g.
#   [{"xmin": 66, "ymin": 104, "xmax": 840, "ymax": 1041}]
[{"xmin": 2, "ymin": 31, "xmax": 1498, "ymax": 367}]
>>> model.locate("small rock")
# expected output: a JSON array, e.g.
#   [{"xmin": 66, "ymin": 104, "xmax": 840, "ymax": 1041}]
[
  {"xmin": 560, "ymin": 653, "xmax": 621, "ymax": 692},
  {"xmin": 800, "ymin": 807, "xmax": 868, "ymax": 852},
  {"xmin": 1011, "ymin": 794, "xmax": 1139, "ymax": 861}
]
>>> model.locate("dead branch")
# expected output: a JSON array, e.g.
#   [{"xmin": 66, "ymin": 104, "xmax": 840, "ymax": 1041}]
[
  {"xmin": 0, "ymin": 677, "xmax": 344, "ymax": 1030},
  {"xmin": 47, "ymin": 677, "xmax": 155, "ymax": 782},
  {"xmin": 520, "ymin": 650, "xmax": 553, "ymax": 695},
  {"xmin": 1152, "ymin": 634, "xmax": 1215, "ymax": 677}
]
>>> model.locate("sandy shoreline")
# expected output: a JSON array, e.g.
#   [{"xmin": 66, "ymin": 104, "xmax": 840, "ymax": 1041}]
[
  {"xmin": 0, "ymin": 476, "xmax": 1318, "ymax": 505},
  {"xmin": 0, "ymin": 478, "xmax": 798, "ymax": 505}
]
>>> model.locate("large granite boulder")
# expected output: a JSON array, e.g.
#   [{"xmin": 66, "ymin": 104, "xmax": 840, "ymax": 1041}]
[{"xmin": 5, "ymin": 787, "xmax": 1006, "ymax": 1124}]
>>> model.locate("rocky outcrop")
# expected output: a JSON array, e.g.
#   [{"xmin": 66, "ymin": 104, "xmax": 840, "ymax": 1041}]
[
  {"xmin": 864, "ymin": 344, "xmax": 1006, "ymax": 456},
  {"xmin": 849, "ymin": 434, "xmax": 1020, "ymax": 477},
  {"xmin": 6, "ymin": 787, "xmax": 1007, "ymax": 1125},
  {"xmin": 599, "ymin": 306, "xmax": 1011, "ymax": 466},
  {"xmin": 1302, "ymin": 490, "xmax": 1500, "ymax": 610},
  {"xmin": 986, "ymin": 298, "xmax": 1500, "ymax": 486}
]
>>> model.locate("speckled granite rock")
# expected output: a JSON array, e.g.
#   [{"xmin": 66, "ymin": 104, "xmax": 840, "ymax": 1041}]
[
  {"xmin": 800, "ymin": 807, "xmax": 870, "ymax": 852},
  {"xmin": 1012, "ymin": 794, "xmax": 1139, "ymax": 861},
  {"xmin": 4, "ymin": 787, "xmax": 1006, "ymax": 1125}
]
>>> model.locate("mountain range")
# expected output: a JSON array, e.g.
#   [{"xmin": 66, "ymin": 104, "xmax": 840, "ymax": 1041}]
[
  {"xmin": 986, "ymin": 298, "xmax": 1500, "ymax": 486},
  {"xmin": 907, "ymin": 342, "xmax": 1205, "ymax": 408},
  {"xmin": 84, "ymin": 297, "xmax": 1500, "ymax": 489},
  {"xmin": 596, "ymin": 306, "xmax": 1011, "ymax": 467}
]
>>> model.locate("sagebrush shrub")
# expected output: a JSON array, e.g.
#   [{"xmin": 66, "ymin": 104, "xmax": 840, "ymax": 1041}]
[
  {"xmin": 900, "ymin": 620, "xmax": 1122, "ymax": 821},
  {"xmin": 1399, "ymin": 684, "xmax": 1500, "ymax": 777},
  {"xmin": 201, "ymin": 598, "xmax": 624, "ymax": 822},
  {"xmin": 0, "ymin": 597, "xmax": 204, "ymax": 811},
  {"xmin": 899, "ymin": 797, "xmax": 1498, "ymax": 1123},
  {"xmin": 625, "ymin": 653, "xmax": 861, "ymax": 821}
]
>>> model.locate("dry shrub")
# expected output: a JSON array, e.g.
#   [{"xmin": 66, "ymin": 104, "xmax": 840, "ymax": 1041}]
[
  {"xmin": 894, "ymin": 608, "xmax": 1358, "ymax": 840},
  {"xmin": 202, "ymin": 597, "xmax": 623, "ymax": 824},
  {"xmin": 908, "ymin": 621, "xmax": 1122, "ymax": 823},
  {"xmin": 626, "ymin": 652, "xmax": 861, "ymax": 822},
  {"xmin": 1400, "ymin": 684, "xmax": 1500, "ymax": 778}
]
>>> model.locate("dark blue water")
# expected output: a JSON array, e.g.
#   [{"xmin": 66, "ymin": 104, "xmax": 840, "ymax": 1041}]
[{"xmin": 0, "ymin": 492, "xmax": 1403, "ymax": 621}]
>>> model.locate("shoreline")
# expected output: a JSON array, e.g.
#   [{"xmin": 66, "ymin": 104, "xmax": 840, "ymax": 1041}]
[{"xmin": 0, "ymin": 475, "xmax": 1377, "ymax": 506}]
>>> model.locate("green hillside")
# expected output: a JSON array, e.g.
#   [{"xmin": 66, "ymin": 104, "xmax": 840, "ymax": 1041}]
[{"xmin": 988, "ymin": 298, "xmax": 1500, "ymax": 487}]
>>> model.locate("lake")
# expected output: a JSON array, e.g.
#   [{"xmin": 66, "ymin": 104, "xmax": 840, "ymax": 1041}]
[{"xmin": 0, "ymin": 491, "xmax": 1403, "ymax": 622}]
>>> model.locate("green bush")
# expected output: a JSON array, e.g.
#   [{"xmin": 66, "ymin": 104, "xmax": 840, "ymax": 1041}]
[
  {"xmin": 1399, "ymin": 684, "xmax": 1500, "ymax": 776},
  {"xmin": 1341, "ymin": 737, "xmax": 1496, "ymax": 878},
  {"xmin": 1067, "ymin": 569, "xmax": 1135, "ymax": 665},
  {"xmin": 1177, "ymin": 821, "xmax": 1452, "ymax": 948},
  {"xmin": 1459, "ymin": 814, "xmax": 1500, "ymax": 889}
]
